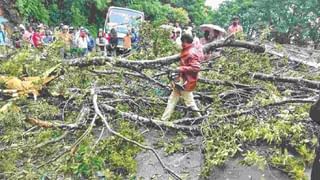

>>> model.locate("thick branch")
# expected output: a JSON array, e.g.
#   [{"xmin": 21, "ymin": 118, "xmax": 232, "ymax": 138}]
[
  {"xmin": 221, "ymin": 97, "xmax": 317, "ymax": 119},
  {"xmin": 198, "ymin": 78, "xmax": 255, "ymax": 89},
  {"xmin": 250, "ymin": 72, "xmax": 320, "ymax": 89},
  {"xmin": 204, "ymin": 40, "xmax": 265, "ymax": 53},
  {"xmin": 100, "ymin": 104, "xmax": 200, "ymax": 134},
  {"xmin": 67, "ymin": 40, "xmax": 265, "ymax": 69}
]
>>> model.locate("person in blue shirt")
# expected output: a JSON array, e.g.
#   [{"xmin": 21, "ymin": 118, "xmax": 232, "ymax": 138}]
[{"xmin": 0, "ymin": 24, "xmax": 6, "ymax": 45}]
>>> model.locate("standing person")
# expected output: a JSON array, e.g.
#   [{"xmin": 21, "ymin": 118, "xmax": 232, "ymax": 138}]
[
  {"xmin": 175, "ymin": 22, "xmax": 182, "ymax": 35},
  {"xmin": 228, "ymin": 16, "xmax": 243, "ymax": 34},
  {"xmin": 0, "ymin": 24, "xmax": 6, "ymax": 45},
  {"xmin": 43, "ymin": 30, "xmax": 54, "ymax": 45},
  {"xmin": 96, "ymin": 28, "xmax": 107, "ymax": 52},
  {"xmin": 22, "ymin": 25, "xmax": 34, "ymax": 47},
  {"xmin": 109, "ymin": 28, "xmax": 118, "ymax": 57},
  {"xmin": 69, "ymin": 27, "xmax": 78, "ymax": 57},
  {"xmin": 123, "ymin": 31, "xmax": 132, "ymax": 53},
  {"xmin": 58, "ymin": 25, "xmax": 72, "ymax": 58},
  {"xmin": 86, "ymin": 29, "xmax": 95, "ymax": 52},
  {"xmin": 175, "ymin": 29, "xmax": 182, "ymax": 47},
  {"xmin": 32, "ymin": 26, "xmax": 43, "ymax": 49},
  {"xmin": 310, "ymin": 96, "xmax": 320, "ymax": 180},
  {"xmin": 161, "ymin": 34, "xmax": 202, "ymax": 121},
  {"xmin": 200, "ymin": 30, "xmax": 212, "ymax": 45},
  {"xmin": 131, "ymin": 28, "xmax": 138, "ymax": 48},
  {"xmin": 76, "ymin": 29, "xmax": 89, "ymax": 56},
  {"xmin": 12, "ymin": 27, "xmax": 22, "ymax": 48}
]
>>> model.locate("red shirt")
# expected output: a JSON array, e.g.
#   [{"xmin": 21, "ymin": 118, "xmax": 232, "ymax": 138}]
[
  {"xmin": 32, "ymin": 32, "xmax": 42, "ymax": 48},
  {"xmin": 179, "ymin": 44, "xmax": 201, "ymax": 91}
]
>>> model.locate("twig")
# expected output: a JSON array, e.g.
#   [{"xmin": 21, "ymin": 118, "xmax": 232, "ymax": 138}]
[
  {"xmin": 93, "ymin": 127, "xmax": 105, "ymax": 149},
  {"xmin": 92, "ymin": 88, "xmax": 182, "ymax": 180},
  {"xmin": 34, "ymin": 131, "xmax": 69, "ymax": 149}
]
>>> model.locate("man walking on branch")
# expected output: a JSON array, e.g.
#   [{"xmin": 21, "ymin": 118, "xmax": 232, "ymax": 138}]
[{"xmin": 161, "ymin": 33, "xmax": 202, "ymax": 121}]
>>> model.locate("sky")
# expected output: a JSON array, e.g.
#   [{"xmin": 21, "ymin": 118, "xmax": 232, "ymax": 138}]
[{"xmin": 205, "ymin": 0, "xmax": 225, "ymax": 9}]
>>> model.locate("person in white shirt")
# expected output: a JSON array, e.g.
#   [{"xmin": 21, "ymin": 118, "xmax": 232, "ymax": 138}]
[{"xmin": 76, "ymin": 29, "xmax": 89, "ymax": 56}]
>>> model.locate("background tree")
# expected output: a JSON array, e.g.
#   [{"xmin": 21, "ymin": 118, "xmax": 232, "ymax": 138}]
[{"xmin": 210, "ymin": 0, "xmax": 320, "ymax": 46}]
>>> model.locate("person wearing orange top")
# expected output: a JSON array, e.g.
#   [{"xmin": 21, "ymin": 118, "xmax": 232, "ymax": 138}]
[
  {"xmin": 228, "ymin": 16, "xmax": 243, "ymax": 34},
  {"xmin": 123, "ymin": 31, "xmax": 132, "ymax": 50},
  {"xmin": 161, "ymin": 33, "xmax": 202, "ymax": 121}
]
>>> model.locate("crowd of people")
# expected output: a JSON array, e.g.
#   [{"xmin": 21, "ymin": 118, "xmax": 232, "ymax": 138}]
[
  {"xmin": 0, "ymin": 22, "xmax": 140, "ymax": 57},
  {"xmin": 168, "ymin": 16, "xmax": 243, "ymax": 48},
  {"xmin": 0, "ymin": 16, "xmax": 243, "ymax": 58}
]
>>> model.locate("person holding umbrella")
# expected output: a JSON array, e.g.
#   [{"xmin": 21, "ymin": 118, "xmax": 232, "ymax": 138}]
[{"xmin": 199, "ymin": 24, "xmax": 226, "ymax": 45}]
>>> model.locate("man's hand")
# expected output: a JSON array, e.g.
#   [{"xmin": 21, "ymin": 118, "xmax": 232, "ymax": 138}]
[{"xmin": 176, "ymin": 67, "xmax": 180, "ymax": 73}]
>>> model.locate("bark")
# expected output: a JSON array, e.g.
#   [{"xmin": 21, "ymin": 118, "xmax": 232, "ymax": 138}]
[
  {"xmin": 67, "ymin": 40, "xmax": 265, "ymax": 69},
  {"xmin": 100, "ymin": 104, "xmax": 201, "ymax": 134},
  {"xmin": 250, "ymin": 72, "xmax": 320, "ymax": 89},
  {"xmin": 198, "ymin": 78, "xmax": 256, "ymax": 89},
  {"xmin": 265, "ymin": 43, "xmax": 320, "ymax": 68}
]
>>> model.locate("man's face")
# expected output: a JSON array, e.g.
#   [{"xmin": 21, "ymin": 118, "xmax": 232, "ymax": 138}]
[{"xmin": 233, "ymin": 19, "xmax": 239, "ymax": 25}]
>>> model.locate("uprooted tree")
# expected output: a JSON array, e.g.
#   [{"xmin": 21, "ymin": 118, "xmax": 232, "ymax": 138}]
[{"xmin": 1, "ymin": 27, "xmax": 320, "ymax": 179}]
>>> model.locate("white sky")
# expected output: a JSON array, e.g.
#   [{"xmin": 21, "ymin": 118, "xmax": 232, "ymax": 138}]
[{"xmin": 205, "ymin": 0, "xmax": 225, "ymax": 9}]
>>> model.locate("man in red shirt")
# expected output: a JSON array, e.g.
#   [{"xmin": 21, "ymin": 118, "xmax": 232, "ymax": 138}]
[
  {"xmin": 32, "ymin": 26, "xmax": 42, "ymax": 48},
  {"xmin": 228, "ymin": 16, "xmax": 243, "ymax": 34},
  {"xmin": 161, "ymin": 33, "xmax": 202, "ymax": 121}
]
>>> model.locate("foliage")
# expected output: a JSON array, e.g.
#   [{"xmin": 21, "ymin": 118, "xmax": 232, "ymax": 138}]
[
  {"xmin": 199, "ymin": 48, "xmax": 317, "ymax": 178},
  {"xmin": 129, "ymin": 0, "xmax": 190, "ymax": 25},
  {"xmin": 130, "ymin": 22, "xmax": 180, "ymax": 59},
  {"xmin": 16, "ymin": 0, "xmax": 49, "ymax": 23},
  {"xmin": 210, "ymin": 0, "xmax": 320, "ymax": 45},
  {"xmin": 241, "ymin": 151, "xmax": 267, "ymax": 170},
  {"xmin": 155, "ymin": 132, "xmax": 187, "ymax": 155},
  {"xmin": 61, "ymin": 120, "xmax": 143, "ymax": 178},
  {"xmin": 271, "ymin": 149, "xmax": 307, "ymax": 180}
]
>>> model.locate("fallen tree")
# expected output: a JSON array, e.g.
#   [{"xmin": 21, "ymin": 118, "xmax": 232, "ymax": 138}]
[{"xmin": 0, "ymin": 36, "xmax": 319, "ymax": 180}]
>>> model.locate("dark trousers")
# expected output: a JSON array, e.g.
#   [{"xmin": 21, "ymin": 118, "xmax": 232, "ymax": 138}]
[{"xmin": 311, "ymin": 146, "xmax": 320, "ymax": 180}]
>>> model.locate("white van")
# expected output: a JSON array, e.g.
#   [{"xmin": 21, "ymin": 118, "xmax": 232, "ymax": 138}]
[{"xmin": 104, "ymin": 6, "xmax": 144, "ymax": 52}]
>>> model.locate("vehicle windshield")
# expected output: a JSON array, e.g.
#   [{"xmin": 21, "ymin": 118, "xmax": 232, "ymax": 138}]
[
  {"xmin": 116, "ymin": 26, "xmax": 129, "ymax": 34},
  {"xmin": 108, "ymin": 8, "xmax": 143, "ymax": 27}
]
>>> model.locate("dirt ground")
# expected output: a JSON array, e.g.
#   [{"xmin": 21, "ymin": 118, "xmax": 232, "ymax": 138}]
[{"xmin": 135, "ymin": 129, "xmax": 311, "ymax": 180}]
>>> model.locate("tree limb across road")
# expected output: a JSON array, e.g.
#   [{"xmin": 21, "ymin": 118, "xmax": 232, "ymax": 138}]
[{"xmin": 67, "ymin": 40, "xmax": 265, "ymax": 69}]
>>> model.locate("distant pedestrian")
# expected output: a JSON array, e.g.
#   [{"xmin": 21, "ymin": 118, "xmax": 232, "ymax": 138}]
[
  {"xmin": 228, "ymin": 16, "xmax": 243, "ymax": 34},
  {"xmin": 123, "ymin": 31, "xmax": 132, "ymax": 52},
  {"xmin": 0, "ymin": 24, "xmax": 6, "ymax": 45},
  {"xmin": 76, "ymin": 29, "xmax": 89, "ymax": 56},
  {"xmin": 96, "ymin": 28, "xmax": 107, "ymax": 52},
  {"xmin": 109, "ymin": 28, "xmax": 118, "ymax": 56},
  {"xmin": 32, "ymin": 26, "xmax": 43, "ymax": 48}
]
